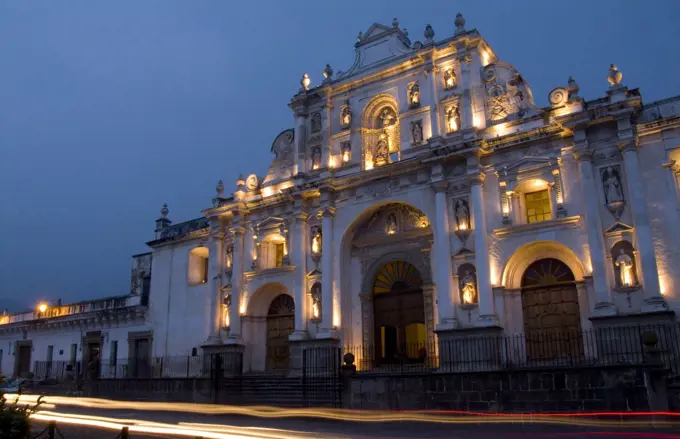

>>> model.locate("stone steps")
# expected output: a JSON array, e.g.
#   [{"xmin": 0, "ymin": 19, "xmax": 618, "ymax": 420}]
[{"xmin": 217, "ymin": 374, "xmax": 341, "ymax": 407}]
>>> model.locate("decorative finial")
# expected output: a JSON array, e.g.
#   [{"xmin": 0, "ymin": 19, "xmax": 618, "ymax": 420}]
[
  {"xmin": 357, "ymin": 31, "xmax": 363, "ymax": 43},
  {"xmin": 323, "ymin": 64, "xmax": 333, "ymax": 80},
  {"xmin": 300, "ymin": 73, "xmax": 311, "ymax": 91},
  {"xmin": 403, "ymin": 28, "xmax": 408, "ymax": 38},
  {"xmin": 607, "ymin": 64, "xmax": 623, "ymax": 87},
  {"xmin": 567, "ymin": 76, "xmax": 580, "ymax": 100},
  {"xmin": 236, "ymin": 174, "xmax": 245, "ymax": 188},
  {"xmin": 216, "ymin": 180, "xmax": 224, "ymax": 197},
  {"xmin": 160, "ymin": 203, "xmax": 169, "ymax": 218},
  {"xmin": 455, "ymin": 13, "xmax": 466, "ymax": 34},
  {"xmin": 424, "ymin": 24, "xmax": 435, "ymax": 43},
  {"xmin": 392, "ymin": 17, "xmax": 399, "ymax": 28}
]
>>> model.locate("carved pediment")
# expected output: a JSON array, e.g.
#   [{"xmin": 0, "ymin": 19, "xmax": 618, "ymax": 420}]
[
  {"xmin": 256, "ymin": 217, "xmax": 285, "ymax": 234},
  {"xmin": 354, "ymin": 203, "xmax": 430, "ymax": 243},
  {"xmin": 605, "ymin": 221, "xmax": 634, "ymax": 235},
  {"xmin": 338, "ymin": 23, "xmax": 412, "ymax": 80},
  {"xmin": 498, "ymin": 156, "xmax": 557, "ymax": 177}
]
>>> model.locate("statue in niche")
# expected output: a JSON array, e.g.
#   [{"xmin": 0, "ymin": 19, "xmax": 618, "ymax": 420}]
[
  {"xmin": 409, "ymin": 83, "xmax": 420, "ymax": 107},
  {"xmin": 454, "ymin": 199, "xmax": 470, "ymax": 230},
  {"xmin": 444, "ymin": 69, "xmax": 455, "ymax": 89},
  {"xmin": 311, "ymin": 146, "xmax": 322, "ymax": 170},
  {"xmin": 374, "ymin": 132, "xmax": 389, "ymax": 166},
  {"xmin": 311, "ymin": 226, "xmax": 322, "ymax": 254},
  {"xmin": 615, "ymin": 249, "xmax": 635, "ymax": 287},
  {"xmin": 461, "ymin": 270, "xmax": 477, "ymax": 305},
  {"xmin": 602, "ymin": 166, "xmax": 624, "ymax": 204},
  {"xmin": 378, "ymin": 107, "xmax": 397, "ymax": 128},
  {"xmin": 311, "ymin": 283, "xmax": 322, "ymax": 321},
  {"xmin": 341, "ymin": 105, "xmax": 352, "ymax": 127},
  {"xmin": 225, "ymin": 245, "xmax": 234, "ymax": 269},
  {"xmin": 411, "ymin": 120, "xmax": 423, "ymax": 144},
  {"xmin": 384, "ymin": 213, "xmax": 398, "ymax": 235},
  {"xmin": 310, "ymin": 113, "xmax": 322, "ymax": 132},
  {"xmin": 446, "ymin": 105, "xmax": 460, "ymax": 132}
]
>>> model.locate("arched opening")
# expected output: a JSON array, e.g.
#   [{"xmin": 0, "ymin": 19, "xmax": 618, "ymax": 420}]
[
  {"xmin": 266, "ymin": 294, "xmax": 294, "ymax": 372},
  {"xmin": 373, "ymin": 261, "xmax": 426, "ymax": 365},
  {"xmin": 521, "ymin": 258, "xmax": 583, "ymax": 361},
  {"xmin": 188, "ymin": 246, "xmax": 209, "ymax": 285}
]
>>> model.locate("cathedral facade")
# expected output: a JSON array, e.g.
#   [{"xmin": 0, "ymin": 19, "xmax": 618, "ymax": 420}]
[{"xmin": 2, "ymin": 14, "xmax": 680, "ymax": 378}]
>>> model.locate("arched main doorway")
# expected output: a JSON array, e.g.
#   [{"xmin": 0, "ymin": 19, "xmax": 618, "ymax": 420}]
[
  {"xmin": 373, "ymin": 261, "xmax": 427, "ymax": 365},
  {"xmin": 521, "ymin": 258, "xmax": 583, "ymax": 361},
  {"xmin": 266, "ymin": 294, "xmax": 294, "ymax": 371}
]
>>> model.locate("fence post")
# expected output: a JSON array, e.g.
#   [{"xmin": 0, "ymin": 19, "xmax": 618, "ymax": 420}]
[
  {"xmin": 120, "ymin": 426, "xmax": 130, "ymax": 439},
  {"xmin": 187, "ymin": 356, "xmax": 191, "ymax": 378},
  {"xmin": 48, "ymin": 421, "xmax": 56, "ymax": 439}
]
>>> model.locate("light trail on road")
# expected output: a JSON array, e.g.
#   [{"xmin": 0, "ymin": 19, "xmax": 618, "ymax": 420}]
[
  {"xmin": 32, "ymin": 410, "xmax": 348, "ymax": 439},
  {"xmin": 8, "ymin": 393, "xmax": 679, "ymax": 430}
]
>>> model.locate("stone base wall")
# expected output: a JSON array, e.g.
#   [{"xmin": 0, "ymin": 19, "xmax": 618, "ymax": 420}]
[
  {"xmin": 87, "ymin": 378, "xmax": 213, "ymax": 403},
  {"xmin": 344, "ymin": 366, "xmax": 650, "ymax": 412}
]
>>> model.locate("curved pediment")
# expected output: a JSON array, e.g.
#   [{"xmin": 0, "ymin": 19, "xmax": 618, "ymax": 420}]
[{"xmin": 262, "ymin": 129, "xmax": 295, "ymax": 186}]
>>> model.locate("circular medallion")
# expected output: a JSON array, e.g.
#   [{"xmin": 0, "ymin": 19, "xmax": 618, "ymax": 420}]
[{"xmin": 245, "ymin": 174, "xmax": 259, "ymax": 191}]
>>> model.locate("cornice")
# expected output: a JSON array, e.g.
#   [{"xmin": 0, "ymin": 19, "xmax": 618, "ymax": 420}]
[
  {"xmin": 0, "ymin": 306, "xmax": 148, "ymax": 335},
  {"xmin": 493, "ymin": 215, "xmax": 581, "ymax": 238}
]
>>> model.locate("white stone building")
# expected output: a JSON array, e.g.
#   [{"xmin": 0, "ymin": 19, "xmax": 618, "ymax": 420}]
[
  {"xmin": 3, "ymin": 14, "xmax": 680, "ymax": 378},
  {"xmin": 0, "ymin": 253, "xmax": 152, "ymax": 379}
]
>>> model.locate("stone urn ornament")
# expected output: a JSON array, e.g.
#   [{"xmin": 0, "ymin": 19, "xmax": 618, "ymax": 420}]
[{"xmin": 607, "ymin": 64, "xmax": 623, "ymax": 87}]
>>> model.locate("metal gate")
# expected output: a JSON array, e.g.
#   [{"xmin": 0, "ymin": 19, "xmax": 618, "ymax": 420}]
[{"xmin": 302, "ymin": 346, "xmax": 343, "ymax": 408}]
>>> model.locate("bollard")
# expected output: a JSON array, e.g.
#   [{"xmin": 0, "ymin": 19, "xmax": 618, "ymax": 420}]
[
  {"xmin": 48, "ymin": 421, "xmax": 56, "ymax": 439},
  {"xmin": 120, "ymin": 426, "xmax": 130, "ymax": 439}
]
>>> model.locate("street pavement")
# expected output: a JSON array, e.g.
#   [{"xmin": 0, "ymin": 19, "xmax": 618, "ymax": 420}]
[{"xmin": 31, "ymin": 406, "xmax": 680, "ymax": 439}]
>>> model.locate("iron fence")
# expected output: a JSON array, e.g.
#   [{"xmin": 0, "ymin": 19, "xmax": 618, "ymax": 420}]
[
  {"xmin": 342, "ymin": 323, "xmax": 680, "ymax": 378},
  {"xmin": 32, "ymin": 361, "xmax": 81, "ymax": 383},
  {"xmin": 31, "ymin": 421, "xmax": 131, "ymax": 439},
  {"xmin": 96, "ymin": 352, "xmax": 243, "ymax": 379}
]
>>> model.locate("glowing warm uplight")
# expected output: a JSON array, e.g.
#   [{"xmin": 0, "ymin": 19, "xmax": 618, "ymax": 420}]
[
  {"xmin": 224, "ymin": 307, "xmax": 230, "ymax": 327},
  {"xmin": 457, "ymin": 223, "xmax": 467, "ymax": 231},
  {"xmin": 311, "ymin": 239, "xmax": 320, "ymax": 254},
  {"xmin": 261, "ymin": 186, "xmax": 273, "ymax": 198},
  {"xmin": 502, "ymin": 205, "xmax": 510, "ymax": 215},
  {"xmin": 239, "ymin": 299, "xmax": 247, "ymax": 315},
  {"xmin": 621, "ymin": 268, "xmax": 634, "ymax": 288},
  {"xmin": 328, "ymin": 156, "xmax": 336, "ymax": 168},
  {"xmin": 365, "ymin": 159, "xmax": 374, "ymax": 170},
  {"xmin": 332, "ymin": 309, "xmax": 340, "ymax": 328},
  {"xmin": 342, "ymin": 149, "xmax": 350, "ymax": 163},
  {"xmin": 448, "ymin": 116, "xmax": 458, "ymax": 133},
  {"xmin": 481, "ymin": 51, "xmax": 490, "ymax": 67},
  {"xmin": 659, "ymin": 276, "xmax": 667, "ymax": 295},
  {"xmin": 472, "ymin": 114, "xmax": 480, "ymax": 128},
  {"xmin": 312, "ymin": 302, "xmax": 320, "ymax": 319},
  {"xmin": 312, "ymin": 163, "xmax": 320, "ymax": 170},
  {"xmin": 489, "ymin": 261, "xmax": 499, "ymax": 287},
  {"xmin": 38, "ymin": 303, "xmax": 48, "ymax": 313}
]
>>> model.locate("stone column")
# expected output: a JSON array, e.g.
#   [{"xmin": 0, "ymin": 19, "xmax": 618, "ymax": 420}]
[
  {"xmin": 290, "ymin": 210, "xmax": 309, "ymax": 340},
  {"xmin": 432, "ymin": 182, "xmax": 456, "ymax": 329},
  {"xmin": 204, "ymin": 229, "xmax": 225, "ymax": 346},
  {"xmin": 321, "ymin": 97, "xmax": 332, "ymax": 168},
  {"xmin": 426, "ymin": 59, "xmax": 441, "ymax": 138},
  {"xmin": 620, "ymin": 142, "xmax": 666, "ymax": 311},
  {"xmin": 548, "ymin": 184, "xmax": 558, "ymax": 220},
  {"xmin": 471, "ymin": 175, "xmax": 498, "ymax": 325},
  {"xmin": 573, "ymin": 149, "xmax": 615, "ymax": 314},
  {"xmin": 318, "ymin": 207, "xmax": 336, "ymax": 338},
  {"xmin": 458, "ymin": 55, "xmax": 473, "ymax": 130},
  {"xmin": 227, "ymin": 225, "xmax": 245, "ymax": 342},
  {"xmin": 294, "ymin": 107, "xmax": 307, "ymax": 175}
]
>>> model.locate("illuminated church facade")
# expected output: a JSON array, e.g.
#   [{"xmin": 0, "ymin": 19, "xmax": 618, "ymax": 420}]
[{"xmin": 3, "ymin": 14, "xmax": 680, "ymax": 377}]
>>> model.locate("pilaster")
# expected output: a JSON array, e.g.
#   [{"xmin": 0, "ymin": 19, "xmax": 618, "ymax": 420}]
[
  {"xmin": 618, "ymin": 141, "xmax": 666, "ymax": 312},
  {"xmin": 431, "ymin": 179, "xmax": 456, "ymax": 330},
  {"xmin": 573, "ymin": 145, "xmax": 616, "ymax": 315}
]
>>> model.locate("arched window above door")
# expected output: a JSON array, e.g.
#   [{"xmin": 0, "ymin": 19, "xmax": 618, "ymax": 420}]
[
  {"xmin": 373, "ymin": 261, "xmax": 423, "ymax": 294},
  {"xmin": 521, "ymin": 258, "xmax": 575, "ymax": 287}
]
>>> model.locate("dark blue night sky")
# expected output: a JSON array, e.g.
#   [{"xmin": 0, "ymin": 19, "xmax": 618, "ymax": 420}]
[{"xmin": 1, "ymin": 0, "xmax": 679, "ymax": 311}]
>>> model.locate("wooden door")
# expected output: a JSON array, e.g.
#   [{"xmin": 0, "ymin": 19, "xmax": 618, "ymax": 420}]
[
  {"xmin": 17, "ymin": 345, "xmax": 31, "ymax": 377},
  {"xmin": 521, "ymin": 258, "xmax": 583, "ymax": 361},
  {"xmin": 266, "ymin": 295, "xmax": 295, "ymax": 372}
]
